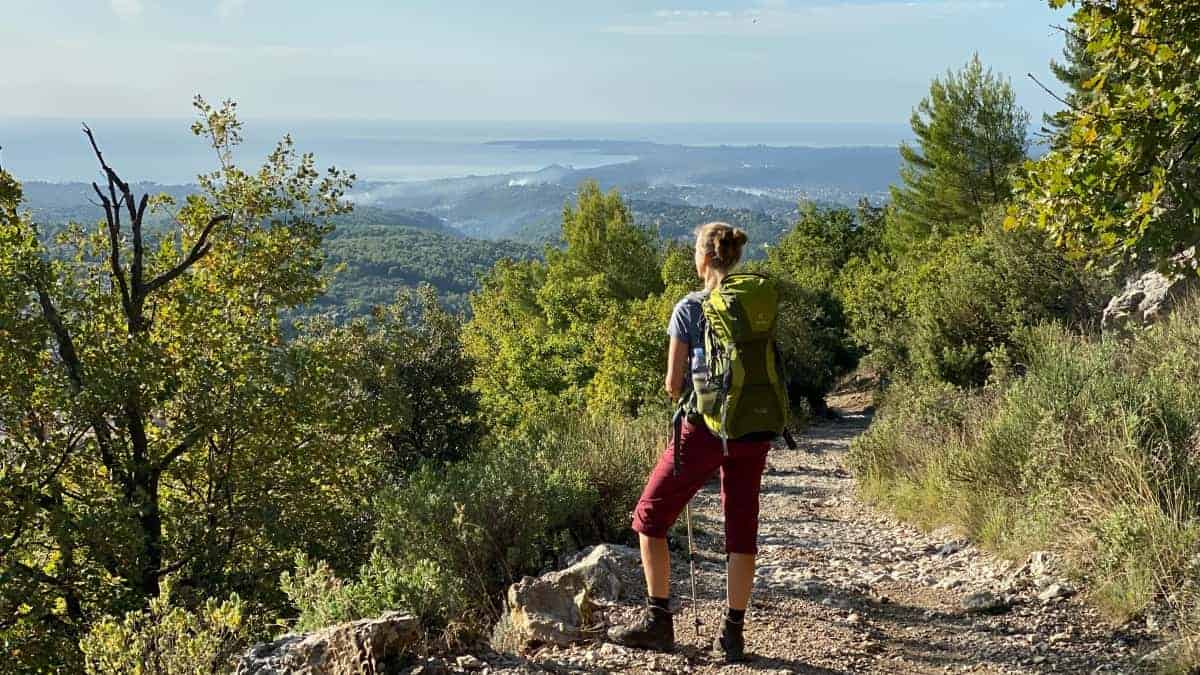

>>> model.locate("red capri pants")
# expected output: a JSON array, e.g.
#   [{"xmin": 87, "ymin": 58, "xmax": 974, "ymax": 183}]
[{"xmin": 632, "ymin": 418, "xmax": 771, "ymax": 554}]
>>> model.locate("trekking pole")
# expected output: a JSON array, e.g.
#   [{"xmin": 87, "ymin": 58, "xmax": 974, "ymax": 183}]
[
  {"xmin": 672, "ymin": 405, "xmax": 702, "ymax": 637},
  {"xmin": 684, "ymin": 501, "xmax": 702, "ymax": 638}
]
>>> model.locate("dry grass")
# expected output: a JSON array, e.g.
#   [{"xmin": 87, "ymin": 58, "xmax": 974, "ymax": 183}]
[{"xmin": 851, "ymin": 300, "xmax": 1200, "ymax": 670}]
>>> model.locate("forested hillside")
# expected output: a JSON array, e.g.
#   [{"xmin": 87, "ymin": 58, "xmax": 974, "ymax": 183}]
[
  {"xmin": 317, "ymin": 226, "xmax": 536, "ymax": 317},
  {"xmin": 18, "ymin": 182, "xmax": 537, "ymax": 318}
]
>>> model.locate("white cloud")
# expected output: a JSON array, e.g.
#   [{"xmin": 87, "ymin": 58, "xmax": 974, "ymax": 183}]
[
  {"xmin": 610, "ymin": 1, "xmax": 1005, "ymax": 36},
  {"xmin": 216, "ymin": 0, "xmax": 249, "ymax": 20},
  {"xmin": 110, "ymin": 0, "xmax": 143, "ymax": 20}
]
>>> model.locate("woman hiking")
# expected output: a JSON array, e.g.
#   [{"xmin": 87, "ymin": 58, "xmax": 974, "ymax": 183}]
[{"xmin": 608, "ymin": 222, "xmax": 773, "ymax": 663}]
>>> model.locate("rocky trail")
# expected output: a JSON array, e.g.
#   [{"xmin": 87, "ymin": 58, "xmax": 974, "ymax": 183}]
[{"xmin": 480, "ymin": 402, "xmax": 1159, "ymax": 674}]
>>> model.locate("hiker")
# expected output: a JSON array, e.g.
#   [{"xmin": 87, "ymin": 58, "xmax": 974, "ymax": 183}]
[{"xmin": 608, "ymin": 222, "xmax": 788, "ymax": 663}]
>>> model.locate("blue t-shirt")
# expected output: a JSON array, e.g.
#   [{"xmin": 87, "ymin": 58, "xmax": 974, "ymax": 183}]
[{"xmin": 667, "ymin": 290, "xmax": 708, "ymax": 379}]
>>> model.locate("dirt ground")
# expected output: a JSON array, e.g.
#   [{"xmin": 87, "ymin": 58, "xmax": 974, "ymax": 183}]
[{"xmin": 488, "ymin": 396, "xmax": 1156, "ymax": 674}]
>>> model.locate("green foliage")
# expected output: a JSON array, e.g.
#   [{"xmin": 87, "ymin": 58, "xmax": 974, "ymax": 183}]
[
  {"xmin": 375, "ymin": 440, "xmax": 592, "ymax": 616},
  {"xmin": 828, "ymin": 55, "xmax": 1108, "ymax": 387},
  {"xmin": 835, "ymin": 251, "xmax": 911, "ymax": 376},
  {"xmin": 631, "ymin": 200, "xmax": 792, "ymax": 259},
  {"xmin": 0, "ymin": 100, "xmax": 389, "ymax": 670},
  {"xmin": 904, "ymin": 224, "xmax": 1103, "ymax": 386},
  {"xmin": 891, "ymin": 55, "xmax": 1029, "ymax": 248},
  {"xmin": 840, "ymin": 221, "xmax": 1105, "ymax": 387},
  {"xmin": 298, "ymin": 414, "xmax": 661, "ymax": 640},
  {"xmin": 313, "ymin": 225, "xmax": 536, "ymax": 319},
  {"xmin": 557, "ymin": 181, "xmax": 664, "ymax": 302},
  {"xmin": 852, "ymin": 303, "xmax": 1200, "ymax": 625},
  {"xmin": 281, "ymin": 552, "xmax": 461, "ymax": 636},
  {"xmin": 1015, "ymin": 1, "xmax": 1200, "ymax": 270},
  {"xmin": 80, "ymin": 585, "xmax": 255, "ymax": 675},
  {"xmin": 760, "ymin": 201, "xmax": 887, "ymax": 409},
  {"xmin": 465, "ymin": 181, "xmax": 667, "ymax": 433},
  {"xmin": 768, "ymin": 201, "xmax": 883, "ymax": 291},
  {"xmin": 588, "ymin": 292, "xmax": 678, "ymax": 419},
  {"xmin": 295, "ymin": 286, "xmax": 482, "ymax": 472},
  {"xmin": 660, "ymin": 241, "xmax": 700, "ymax": 296},
  {"xmin": 1042, "ymin": 18, "xmax": 1098, "ymax": 145},
  {"xmin": 770, "ymin": 277, "xmax": 855, "ymax": 413}
]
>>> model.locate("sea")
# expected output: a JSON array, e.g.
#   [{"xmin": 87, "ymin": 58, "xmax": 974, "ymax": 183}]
[{"xmin": 0, "ymin": 118, "xmax": 912, "ymax": 185}]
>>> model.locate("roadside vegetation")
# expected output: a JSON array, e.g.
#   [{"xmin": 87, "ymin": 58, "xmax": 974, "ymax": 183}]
[{"xmin": 845, "ymin": 3, "xmax": 1200, "ymax": 671}]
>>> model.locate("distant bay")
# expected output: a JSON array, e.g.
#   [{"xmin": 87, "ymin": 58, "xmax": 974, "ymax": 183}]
[{"xmin": 0, "ymin": 118, "xmax": 911, "ymax": 185}]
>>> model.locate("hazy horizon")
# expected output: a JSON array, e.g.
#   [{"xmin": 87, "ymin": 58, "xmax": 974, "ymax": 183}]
[
  {"xmin": 2, "ymin": 1, "xmax": 1068, "ymax": 124},
  {"xmin": 0, "ymin": 118, "xmax": 916, "ymax": 184}
]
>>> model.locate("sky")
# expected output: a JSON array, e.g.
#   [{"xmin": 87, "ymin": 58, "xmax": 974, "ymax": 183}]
[{"xmin": 0, "ymin": 0, "xmax": 1069, "ymax": 124}]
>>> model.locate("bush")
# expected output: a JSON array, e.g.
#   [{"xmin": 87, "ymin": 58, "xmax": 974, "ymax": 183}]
[
  {"xmin": 539, "ymin": 413, "xmax": 663, "ymax": 542},
  {"xmin": 851, "ymin": 301, "xmax": 1200, "ymax": 625},
  {"xmin": 904, "ymin": 225, "xmax": 1103, "ymax": 386},
  {"xmin": 281, "ymin": 552, "xmax": 463, "ymax": 636},
  {"xmin": 80, "ymin": 585, "xmax": 257, "ymax": 675},
  {"xmin": 762, "ymin": 202, "xmax": 883, "ymax": 411},
  {"xmin": 841, "ymin": 222, "xmax": 1107, "ymax": 387},
  {"xmin": 284, "ymin": 413, "xmax": 660, "ymax": 641}
]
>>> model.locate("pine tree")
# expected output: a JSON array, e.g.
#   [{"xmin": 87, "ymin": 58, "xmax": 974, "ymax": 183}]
[
  {"xmin": 890, "ymin": 55, "xmax": 1030, "ymax": 248},
  {"xmin": 1040, "ymin": 27, "xmax": 1097, "ymax": 147}
]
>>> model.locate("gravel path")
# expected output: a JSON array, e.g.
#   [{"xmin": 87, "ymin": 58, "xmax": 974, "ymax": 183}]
[{"xmin": 493, "ymin": 409, "xmax": 1156, "ymax": 674}]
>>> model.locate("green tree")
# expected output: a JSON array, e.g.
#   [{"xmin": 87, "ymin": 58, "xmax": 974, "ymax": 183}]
[
  {"xmin": 297, "ymin": 285, "xmax": 482, "ymax": 473},
  {"xmin": 660, "ymin": 240, "xmax": 700, "ymax": 296},
  {"xmin": 0, "ymin": 99, "xmax": 377, "ymax": 669},
  {"xmin": 1041, "ymin": 22, "xmax": 1098, "ymax": 146},
  {"xmin": 80, "ymin": 584, "xmax": 254, "ymax": 675},
  {"xmin": 891, "ymin": 55, "xmax": 1030, "ymax": 247},
  {"xmin": 763, "ymin": 202, "xmax": 885, "ymax": 410},
  {"xmin": 768, "ymin": 201, "xmax": 884, "ymax": 291},
  {"xmin": 1013, "ymin": 0, "xmax": 1200, "ymax": 272},
  {"xmin": 556, "ymin": 181, "xmax": 663, "ymax": 302},
  {"xmin": 464, "ymin": 183, "xmax": 665, "ymax": 433}
]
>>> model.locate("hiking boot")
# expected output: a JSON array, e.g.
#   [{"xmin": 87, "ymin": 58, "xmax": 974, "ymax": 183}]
[
  {"xmin": 607, "ymin": 605, "xmax": 674, "ymax": 652},
  {"xmin": 713, "ymin": 619, "xmax": 746, "ymax": 663}
]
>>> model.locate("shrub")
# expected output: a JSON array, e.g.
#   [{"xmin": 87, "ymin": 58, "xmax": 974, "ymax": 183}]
[
  {"xmin": 80, "ymin": 585, "xmax": 257, "ymax": 675},
  {"xmin": 842, "ymin": 222, "xmax": 1108, "ymax": 387},
  {"xmin": 538, "ymin": 413, "xmax": 663, "ymax": 542},
  {"xmin": 285, "ymin": 413, "xmax": 660, "ymax": 641},
  {"xmin": 851, "ymin": 301, "xmax": 1200, "ymax": 626},
  {"xmin": 904, "ymin": 225, "xmax": 1102, "ymax": 387},
  {"xmin": 281, "ymin": 552, "xmax": 463, "ymax": 635}
]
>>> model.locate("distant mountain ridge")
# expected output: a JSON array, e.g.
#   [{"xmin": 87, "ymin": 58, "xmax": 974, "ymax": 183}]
[
  {"xmin": 15, "ymin": 137, "xmax": 900, "ymax": 318},
  {"xmin": 349, "ymin": 140, "xmax": 897, "ymax": 240}
]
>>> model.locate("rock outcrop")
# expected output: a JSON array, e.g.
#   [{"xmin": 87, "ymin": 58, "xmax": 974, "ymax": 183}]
[
  {"xmin": 236, "ymin": 611, "xmax": 420, "ymax": 675},
  {"xmin": 491, "ymin": 544, "xmax": 639, "ymax": 653},
  {"xmin": 1102, "ymin": 252, "xmax": 1197, "ymax": 330}
]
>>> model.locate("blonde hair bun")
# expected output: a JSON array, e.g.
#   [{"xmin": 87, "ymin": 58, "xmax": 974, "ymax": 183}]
[{"xmin": 694, "ymin": 221, "xmax": 749, "ymax": 270}]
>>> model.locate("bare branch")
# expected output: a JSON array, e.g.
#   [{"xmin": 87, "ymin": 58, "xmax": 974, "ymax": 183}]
[
  {"xmin": 131, "ymin": 193, "xmax": 148, "ymax": 293},
  {"xmin": 157, "ymin": 426, "xmax": 207, "ymax": 472},
  {"xmin": 36, "ymin": 285, "xmax": 84, "ymax": 393},
  {"xmin": 94, "ymin": 181, "xmax": 134, "ymax": 318},
  {"xmin": 1028, "ymin": 73, "xmax": 1082, "ymax": 113},
  {"xmin": 1169, "ymin": 131, "xmax": 1200, "ymax": 176},
  {"xmin": 82, "ymin": 123, "xmax": 131, "ymax": 195},
  {"xmin": 34, "ymin": 282, "xmax": 125, "ymax": 478},
  {"xmin": 142, "ymin": 214, "xmax": 230, "ymax": 296}
]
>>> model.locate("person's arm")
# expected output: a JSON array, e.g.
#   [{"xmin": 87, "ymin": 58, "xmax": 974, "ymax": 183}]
[{"xmin": 665, "ymin": 336, "xmax": 689, "ymax": 401}]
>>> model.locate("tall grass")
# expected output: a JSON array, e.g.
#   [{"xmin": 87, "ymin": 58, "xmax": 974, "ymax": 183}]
[{"xmin": 851, "ymin": 300, "xmax": 1200, "ymax": 636}]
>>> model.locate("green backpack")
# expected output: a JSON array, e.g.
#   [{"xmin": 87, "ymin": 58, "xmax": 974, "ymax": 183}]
[{"xmin": 677, "ymin": 273, "xmax": 795, "ymax": 457}]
